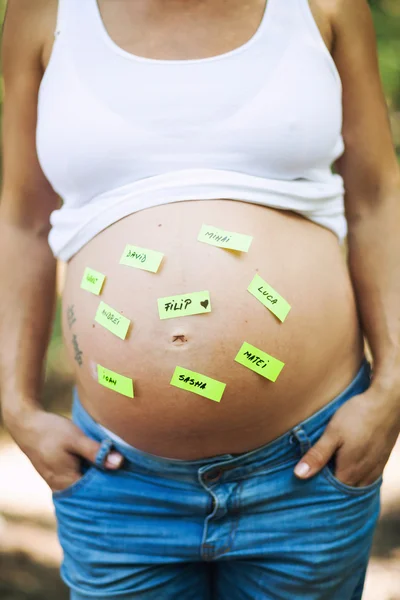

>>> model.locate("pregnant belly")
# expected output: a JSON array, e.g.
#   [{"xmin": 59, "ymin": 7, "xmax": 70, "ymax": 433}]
[{"xmin": 62, "ymin": 199, "xmax": 363, "ymax": 459}]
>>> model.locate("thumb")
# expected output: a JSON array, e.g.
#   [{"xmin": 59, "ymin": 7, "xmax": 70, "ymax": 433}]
[
  {"xmin": 294, "ymin": 428, "xmax": 340, "ymax": 479},
  {"xmin": 104, "ymin": 451, "xmax": 124, "ymax": 470},
  {"xmin": 75, "ymin": 434, "xmax": 124, "ymax": 470}
]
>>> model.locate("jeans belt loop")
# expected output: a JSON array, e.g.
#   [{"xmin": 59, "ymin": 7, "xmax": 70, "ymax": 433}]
[
  {"xmin": 94, "ymin": 438, "xmax": 114, "ymax": 470},
  {"xmin": 291, "ymin": 426, "xmax": 311, "ymax": 456}
]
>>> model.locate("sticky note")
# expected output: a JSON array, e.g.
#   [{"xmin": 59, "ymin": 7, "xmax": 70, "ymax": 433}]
[
  {"xmin": 119, "ymin": 244, "xmax": 164, "ymax": 273},
  {"xmin": 94, "ymin": 301, "xmax": 130, "ymax": 340},
  {"xmin": 247, "ymin": 273, "xmax": 291, "ymax": 322},
  {"xmin": 198, "ymin": 224, "xmax": 253, "ymax": 252},
  {"xmin": 170, "ymin": 366, "xmax": 226, "ymax": 402},
  {"xmin": 97, "ymin": 364, "xmax": 134, "ymax": 398},
  {"xmin": 158, "ymin": 291, "xmax": 211, "ymax": 320},
  {"xmin": 235, "ymin": 342, "xmax": 285, "ymax": 382},
  {"xmin": 80, "ymin": 267, "xmax": 106, "ymax": 295}
]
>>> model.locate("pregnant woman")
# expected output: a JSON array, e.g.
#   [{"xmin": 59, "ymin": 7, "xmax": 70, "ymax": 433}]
[{"xmin": 1, "ymin": 0, "xmax": 400, "ymax": 598}]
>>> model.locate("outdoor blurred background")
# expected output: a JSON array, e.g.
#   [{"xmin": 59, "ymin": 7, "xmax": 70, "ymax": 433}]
[{"xmin": 0, "ymin": 0, "xmax": 399, "ymax": 598}]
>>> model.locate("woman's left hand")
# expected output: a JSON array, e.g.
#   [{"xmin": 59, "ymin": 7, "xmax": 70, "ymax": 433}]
[{"xmin": 293, "ymin": 387, "xmax": 400, "ymax": 487}]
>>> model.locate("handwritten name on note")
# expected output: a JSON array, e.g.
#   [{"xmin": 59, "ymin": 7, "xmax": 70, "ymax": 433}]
[
  {"xmin": 158, "ymin": 291, "xmax": 211, "ymax": 320},
  {"xmin": 198, "ymin": 224, "xmax": 253, "ymax": 252},
  {"xmin": 94, "ymin": 301, "xmax": 131, "ymax": 339},
  {"xmin": 235, "ymin": 342, "xmax": 285, "ymax": 382},
  {"xmin": 247, "ymin": 273, "xmax": 291, "ymax": 322},
  {"xmin": 97, "ymin": 364, "xmax": 134, "ymax": 398},
  {"xmin": 80, "ymin": 267, "xmax": 106, "ymax": 295},
  {"xmin": 170, "ymin": 366, "xmax": 226, "ymax": 402},
  {"xmin": 119, "ymin": 244, "xmax": 164, "ymax": 273}
]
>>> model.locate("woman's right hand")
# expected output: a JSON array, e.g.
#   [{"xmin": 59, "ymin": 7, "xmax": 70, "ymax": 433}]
[{"xmin": 5, "ymin": 406, "xmax": 124, "ymax": 492}]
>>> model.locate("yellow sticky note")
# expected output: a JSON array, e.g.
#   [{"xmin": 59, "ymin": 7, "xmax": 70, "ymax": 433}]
[
  {"xmin": 158, "ymin": 291, "xmax": 211, "ymax": 320},
  {"xmin": 119, "ymin": 244, "xmax": 164, "ymax": 273},
  {"xmin": 247, "ymin": 274, "xmax": 291, "ymax": 322},
  {"xmin": 97, "ymin": 364, "xmax": 134, "ymax": 398},
  {"xmin": 95, "ymin": 301, "xmax": 130, "ymax": 340},
  {"xmin": 198, "ymin": 224, "xmax": 253, "ymax": 252},
  {"xmin": 80, "ymin": 267, "xmax": 106, "ymax": 295},
  {"xmin": 235, "ymin": 342, "xmax": 285, "ymax": 382},
  {"xmin": 170, "ymin": 366, "xmax": 226, "ymax": 402}
]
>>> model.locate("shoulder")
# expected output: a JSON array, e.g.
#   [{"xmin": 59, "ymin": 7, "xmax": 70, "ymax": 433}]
[
  {"xmin": 306, "ymin": 0, "xmax": 377, "ymax": 80},
  {"xmin": 2, "ymin": 0, "xmax": 58, "ymax": 73},
  {"xmin": 311, "ymin": 0, "xmax": 376, "ymax": 37},
  {"xmin": 308, "ymin": 0, "xmax": 375, "ymax": 40},
  {"xmin": 308, "ymin": 0, "xmax": 368, "ymax": 20},
  {"xmin": 306, "ymin": 0, "xmax": 339, "ymax": 51}
]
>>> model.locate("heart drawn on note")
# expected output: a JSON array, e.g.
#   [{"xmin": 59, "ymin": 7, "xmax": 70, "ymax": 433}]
[{"xmin": 200, "ymin": 300, "xmax": 209, "ymax": 310}]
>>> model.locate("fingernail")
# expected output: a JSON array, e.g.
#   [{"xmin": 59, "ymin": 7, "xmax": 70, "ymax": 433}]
[
  {"xmin": 294, "ymin": 462, "xmax": 310, "ymax": 477},
  {"xmin": 106, "ymin": 452, "xmax": 123, "ymax": 468}
]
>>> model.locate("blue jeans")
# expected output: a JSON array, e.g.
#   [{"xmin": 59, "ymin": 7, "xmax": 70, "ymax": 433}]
[{"xmin": 53, "ymin": 359, "xmax": 382, "ymax": 599}]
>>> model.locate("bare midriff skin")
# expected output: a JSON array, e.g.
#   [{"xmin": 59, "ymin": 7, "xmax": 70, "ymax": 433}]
[
  {"xmin": 44, "ymin": 0, "xmax": 363, "ymax": 459},
  {"xmin": 62, "ymin": 200, "xmax": 363, "ymax": 459}
]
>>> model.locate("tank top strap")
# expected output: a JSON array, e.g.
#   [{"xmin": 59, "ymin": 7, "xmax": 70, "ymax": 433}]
[
  {"xmin": 295, "ymin": 0, "xmax": 330, "ymax": 49},
  {"xmin": 265, "ymin": 0, "xmax": 300, "ymax": 18},
  {"xmin": 53, "ymin": 0, "xmax": 98, "ymax": 41},
  {"xmin": 261, "ymin": 0, "xmax": 306, "ymax": 41},
  {"xmin": 266, "ymin": 0, "xmax": 333, "ymax": 55},
  {"xmin": 254, "ymin": 0, "xmax": 277, "ymax": 37},
  {"xmin": 293, "ymin": 0, "xmax": 341, "ymax": 84},
  {"xmin": 53, "ymin": 0, "xmax": 73, "ymax": 38}
]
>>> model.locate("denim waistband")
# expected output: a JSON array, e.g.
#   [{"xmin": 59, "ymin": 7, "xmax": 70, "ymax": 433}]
[{"xmin": 72, "ymin": 359, "xmax": 371, "ymax": 482}]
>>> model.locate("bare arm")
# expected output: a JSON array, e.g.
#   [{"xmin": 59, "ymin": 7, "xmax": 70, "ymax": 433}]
[
  {"xmin": 0, "ymin": 0, "xmax": 122, "ymax": 489},
  {"xmin": 333, "ymin": 0, "xmax": 400, "ymax": 396},
  {"xmin": 295, "ymin": 0, "xmax": 400, "ymax": 485},
  {"xmin": 0, "ymin": 0, "xmax": 59, "ymax": 422}
]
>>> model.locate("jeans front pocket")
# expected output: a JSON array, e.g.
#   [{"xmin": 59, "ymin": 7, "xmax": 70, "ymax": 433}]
[
  {"xmin": 293, "ymin": 425, "xmax": 383, "ymax": 498},
  {"xmin": 53, "ymin": 437, "xmax": 115, "ymax": 500},
  {"xmin": 52, "ymin": 460, "xmax": 101, "ymax": 500},
  {"xmin": 321, "ymin": 457, "xmax": 383, "ymax": 497}
]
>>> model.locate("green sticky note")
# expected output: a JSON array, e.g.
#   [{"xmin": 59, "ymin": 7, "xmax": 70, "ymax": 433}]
[
  {"xmin": 94, "ymin": 301, "xmax": 130, "ymax": 340},
  {"xmin": 170, "ymin": 366, "xmax": 226, "ymax": 402},
  {"xmin": 247, "ymin": 273, "xmax": 291, "ymax": 322},
  {"xmin": 235, "ymin": 342, "xmax": 285, "ymax": 382},
  {"xmin": 80, "ymin": 267, "xmax": 106, "ymax": 295},
  {"xmin": 158, "ymin": 291, "xmax": 211, "ymax": 320},
  {"xmin": 97, "ymin": 364, "xmax": 134, "ymax": 398},
  {"xmin": 119, "ymin": 244, "xmax": 164, "ymax": 273},
  {"xmin": 198, "ymin": 224, "xmax": 253, "ymax": 252}
]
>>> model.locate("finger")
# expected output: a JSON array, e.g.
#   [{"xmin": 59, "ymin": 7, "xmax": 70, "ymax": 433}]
[
  {"xmin": 75, "ymin": 434, "xmax": 124, "ymax": 470},
  {"xmin": 50, "ymin": 473, "xmax": 80, "ymax": 493},
  {"xmin": 74, "ymin": 434, "xmax": 101, "ymax": 464},
  {"xmin": 45, "ymin": 458, "xmax": 82, "ymax": 492},
  {"xmin": 359, "ymin": 471, "xmax": 382, "ymax": 487},
  {"xmin": 294, "ymin": 428, "xmax": 340, "ymax": 478},
  {"xmin": 104, "ymin": 451, "xmax": 124, "ymax": 469}
]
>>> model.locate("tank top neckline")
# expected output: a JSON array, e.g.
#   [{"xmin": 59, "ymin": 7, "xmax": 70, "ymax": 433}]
[
  {"xmin": 38, "ymin": 0, "xmax": 347, "ymax": 262},
  {"xmin": 90, "ymin": 0, "xmax": 273, "ymax": 65}
]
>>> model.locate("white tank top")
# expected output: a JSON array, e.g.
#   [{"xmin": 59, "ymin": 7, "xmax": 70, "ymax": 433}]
[{"xmin": 36, "ymin": 0, "xmax": 346, "ymax": 261}]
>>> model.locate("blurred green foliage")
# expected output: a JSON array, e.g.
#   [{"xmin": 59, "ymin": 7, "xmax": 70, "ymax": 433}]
[
  {"xmin": 370, "ymin": 2, "xmax": 400, "ymax": 111},
  {"xmin": 0, "ymin": 0, "xmax": 5, "ymax": 24}
]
